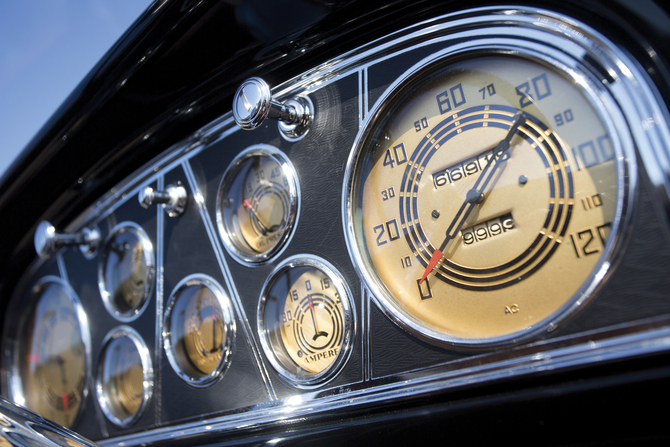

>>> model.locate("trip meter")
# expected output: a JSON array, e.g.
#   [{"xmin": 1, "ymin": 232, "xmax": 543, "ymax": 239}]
[{"xmin": 345, "ymin": 51, "xmax": 632, "ymax": 347}]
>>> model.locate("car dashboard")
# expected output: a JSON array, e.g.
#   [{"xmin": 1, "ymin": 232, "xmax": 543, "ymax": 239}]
[{"xmin": 2, "ymin": 1, "xmax": 670, "ymax": 446}]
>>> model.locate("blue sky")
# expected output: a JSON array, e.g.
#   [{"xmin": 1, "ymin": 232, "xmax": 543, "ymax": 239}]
[{"xmin": 0, "ymin": 1, "xmax": 153, "ymax": 178}]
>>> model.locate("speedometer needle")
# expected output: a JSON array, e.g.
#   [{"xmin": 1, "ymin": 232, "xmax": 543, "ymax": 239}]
[
  {"xmin": 419, "ymin": 112, "xmax": 526, "ymax": 284},
  {"xmin": 307, "ymin": 294, "xmax": 328, "ymax": 340}
]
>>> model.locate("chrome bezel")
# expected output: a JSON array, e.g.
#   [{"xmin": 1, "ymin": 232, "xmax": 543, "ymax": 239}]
[
  {"xmin": 95, "ymin": 325, "xmax": 153, "ymax": 428},
  {"xmin": 98, "ymin": 222, "xmax": 155, "ymax": 322},
  {"xmin": 216, "ymin": 145, "xmax": 300, "ymax": 266},
  {"xmin": 257, "ymin": 255, "xmax": 356, "ymax": 389},
  {"xmin": 163, "ymin": 274, "xmax": 235, "ymax": 387},
  {"xmin": 8, "ymin": 276, "xmax": 92, "ymax": 429},
  {"xmin": 342, "ymin": 31, "xmax": 636, "ymax": 348}
]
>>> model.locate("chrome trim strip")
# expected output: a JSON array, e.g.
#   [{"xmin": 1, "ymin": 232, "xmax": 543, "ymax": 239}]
[
  {"xmin": 98, "ymin": 321, "xmax": 670, "ymax": 446},
  {"xmin": 181, "ymin": 159, "xmax": 276, "ymax": 400},
  {"xmin": 154, "ymin": 174, "xmax": 164, "ymax": 424},
  {"xmin": 361, "ymin": 285, "xmax": 370, "ymax": 382},
  {"xmin": 56, "ymin": 253, "xmax": 69, "ymax": 284}
]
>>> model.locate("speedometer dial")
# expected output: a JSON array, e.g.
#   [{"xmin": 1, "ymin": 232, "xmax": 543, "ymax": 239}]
[{"xmin": 346, "ymin": 53, "xmax": 631, "ymax": 346}]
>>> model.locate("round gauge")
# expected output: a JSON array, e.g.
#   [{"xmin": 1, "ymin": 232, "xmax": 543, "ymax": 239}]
[
  {"xmin": 12, "ymin": 277, "xmax": 90, "ymax": 428},
  {"xmin": 98, "ymin": 222, "xmax": 154, "ymax": 321},
  {"xmin": 164, "ymin": 275, "xmax": 235, "ymax": 386},
  {"xmin": 345, "ymin": 50, "xmax": 632, "ymax": 347},
  {"xmin": 258, "ymin": 256, "xmax": 354, "ymax": 387},
  {"xmin": 216, "ymin": 145, "xmax": 299, "ymax": 265},
  {"xmin": 96, "ymin": 326, "xmax": 152, "ymax": 427}
]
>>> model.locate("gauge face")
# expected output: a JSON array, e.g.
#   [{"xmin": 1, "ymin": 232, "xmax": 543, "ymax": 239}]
[
  {"xmin": 347, "ymin": 54, "xmax": 627, "ymax": 346},
  {"xmin": 14, "ymin": 278, "xmax": 88, "ymax": 428},
  {"xmin": 99, "ymin": 222, "xmax": 154, "ymax": 321},
  {"xmin": 258, "ymin": 257, "xmax": 354, "ymax": 387},
  {"xmin": 164, "ymin": 276, "xmax": 234, "ymax": 386},
  {"xmin": 97, "ymin": 327, "xmax": 151, "ymax": 427},
  {"xmin": 217, "ymin": 145, "xmax": 299, "ymax": 265}
]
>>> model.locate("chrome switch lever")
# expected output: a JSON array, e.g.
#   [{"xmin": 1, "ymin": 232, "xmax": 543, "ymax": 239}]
[
  {"xmin": 233, "ymin": 77, "xmax": 313, "ymax": 140},
  {"xmin": 34, "ymin": 220, "xmax": 101, "ymax": 260},
  {"xmin": 138, "ymin": 183, "xmax": 187, "ymax": 217}
]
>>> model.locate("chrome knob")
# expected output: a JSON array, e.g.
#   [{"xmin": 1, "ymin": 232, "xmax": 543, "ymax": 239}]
[
  {"xmin": 35, "ymin": 221, "xmax": 101, "ymax": 260},
  {"xmin": 138, "ymin": 183, "xmax": 187, "ymax": 217},
  {"xmin": 233, "ymin": 77, "xmax": 313, "ymax": 140}
]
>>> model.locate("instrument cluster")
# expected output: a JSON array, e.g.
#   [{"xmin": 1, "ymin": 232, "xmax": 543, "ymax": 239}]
[{"xmin": 2, "ymin": 6, "xmax": 670, "ymax": 444}]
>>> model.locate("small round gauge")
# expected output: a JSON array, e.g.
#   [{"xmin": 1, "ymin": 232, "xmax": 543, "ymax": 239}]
[
  {"xmin": 258, "ymin": 256, "xmax": 354, "ymax": 387},
  {"xmin": 12, "ymin": 277, "xmax": 90, "ymax": 428},
  {"xmin": 164, "ymin": 275, "xmax": 235, "ymax": 386},
  {"xmin": 345, "ymin": 49, "xmax": 633, "ymax": 347},
  {"xmin": 216, "ymin": 145, "xmax": 299, "ymax": 265},
  {"xmin": 98, "ymin": 222, "xmax": 154, "ymax": 321},
  {"xmin": 96, "ymin": 326, "xmax": 152, "ymax": 427}
]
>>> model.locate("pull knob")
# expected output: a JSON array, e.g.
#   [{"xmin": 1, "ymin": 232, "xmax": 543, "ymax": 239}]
[
  {"xmin": 138, "ymin": 183, "xmax": 187, "ymax": 217},
  {"xmin": 233, "ymin": 77, "xmax": 313, "ymax": 140},
  {"xmin": 35, "ymin": 221, "xmax": 101, "ymax": 260}
]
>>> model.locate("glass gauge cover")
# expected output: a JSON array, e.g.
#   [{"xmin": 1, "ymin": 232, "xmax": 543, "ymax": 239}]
[
  {"xmin": 98, "ymin": 222, "xmax": 154, "ymax": 321},
  {"xmin": 96, "ymin": 326, "xmax": 152, "ymax": 427},
  {"xmin": 345, "ymin": 52, "xmax": 631, "ymax": 347},
  {"xmin": 258, "ymin": 256, "xmax": 355, "ymax": 387},
  {"xmin": 164, "ymin": 275, "xmax": 235, "ymax": 386},
  {"xmin": 216, "ymin": 145, "xmax": 299, "ymax": 265},
  {"xmin": 12, "ymin": 277, "xmax": 90, "ymax": 428}
]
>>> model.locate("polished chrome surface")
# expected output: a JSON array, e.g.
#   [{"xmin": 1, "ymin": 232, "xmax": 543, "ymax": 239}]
[
  {"xmin": 98, "ymin": 222, "xmax": 155, "ymax": 322},
  {"xmin": 0, "ymin": 396, "xmax": 100, "ymax": 446},
  {"xmin": 95, "ymin": 326, "xmax": 153, "ymax": 428},
  {"xmin": 163, "ymin": 274, "xmax": 235, "ymax": 387},
  {"xmin": 233, "ymin": 77, "xmax": 313, "ymax": 140},
  {"xmin": 34, "ymin": 221, "xmax": 101, "ymax": 260},
  {"xmin": 138, "ymin": 183, "xmax": 187, "ymax": 218}
]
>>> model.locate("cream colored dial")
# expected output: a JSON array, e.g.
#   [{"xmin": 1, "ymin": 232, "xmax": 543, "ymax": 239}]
[
  {"xmin": 349, "ymin": 55, "xmax": 625, "ymax": 345},
  {"xmin": 217, "ymin": 146, "xmax": 299, "ymax": 264},
  {"xmin": 258, "ymin": 257, "xmax": 354, "ymax": 386}
]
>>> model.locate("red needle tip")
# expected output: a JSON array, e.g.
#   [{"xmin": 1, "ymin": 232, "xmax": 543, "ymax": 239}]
[
  {"xmin": 243, "ymin": 199, "xmax": 253, "ymax": 210},
  {"xmin": 62, "ymin": 393, "xmax": 69, "ymax": 412},
  {"xmin": 420, "ymin": 250, "xmax": 443, "ymax": 284},
  {"xmin": 307, "ymin": 294, "xmax": 313, "ymax": 310}
]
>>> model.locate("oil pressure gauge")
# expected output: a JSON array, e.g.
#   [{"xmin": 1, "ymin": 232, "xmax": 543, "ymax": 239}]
[
  {"xmin": 345, "ymin": 50, "xmax": 633, "ymax": 347},
  {"xmin": 258, "ymin": 256, "xmax": 354, "ymax": 387},
  {"xmin": 217, "ymin": 145, "xmax": 299, "ymax": 265}
]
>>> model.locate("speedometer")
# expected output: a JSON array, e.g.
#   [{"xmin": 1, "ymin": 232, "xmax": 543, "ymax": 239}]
[{"xmin": 345, "ymin": 50, "xmax": 632, "ymax": 347}]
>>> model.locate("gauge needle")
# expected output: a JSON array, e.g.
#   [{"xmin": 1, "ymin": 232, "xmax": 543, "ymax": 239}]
[
  {"xmin": 57, "ymin": 355, "xmax": 69, "ymax": 412},
  {"xmin": 420, "ymin": 112, "xmax": 526, "ymax": 284},
  {"xmin": 243, "ymin": 198, "xmax": 276, "ymax": 235},
  {"xmin": 307, "ymin": 295, "xmax": 328, "ymax": 340}
]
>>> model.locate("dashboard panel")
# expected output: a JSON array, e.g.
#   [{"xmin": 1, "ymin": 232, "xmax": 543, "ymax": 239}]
[{"xmin": 2, "ymin": 1, "xmax": 670, "ymax": 446}]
